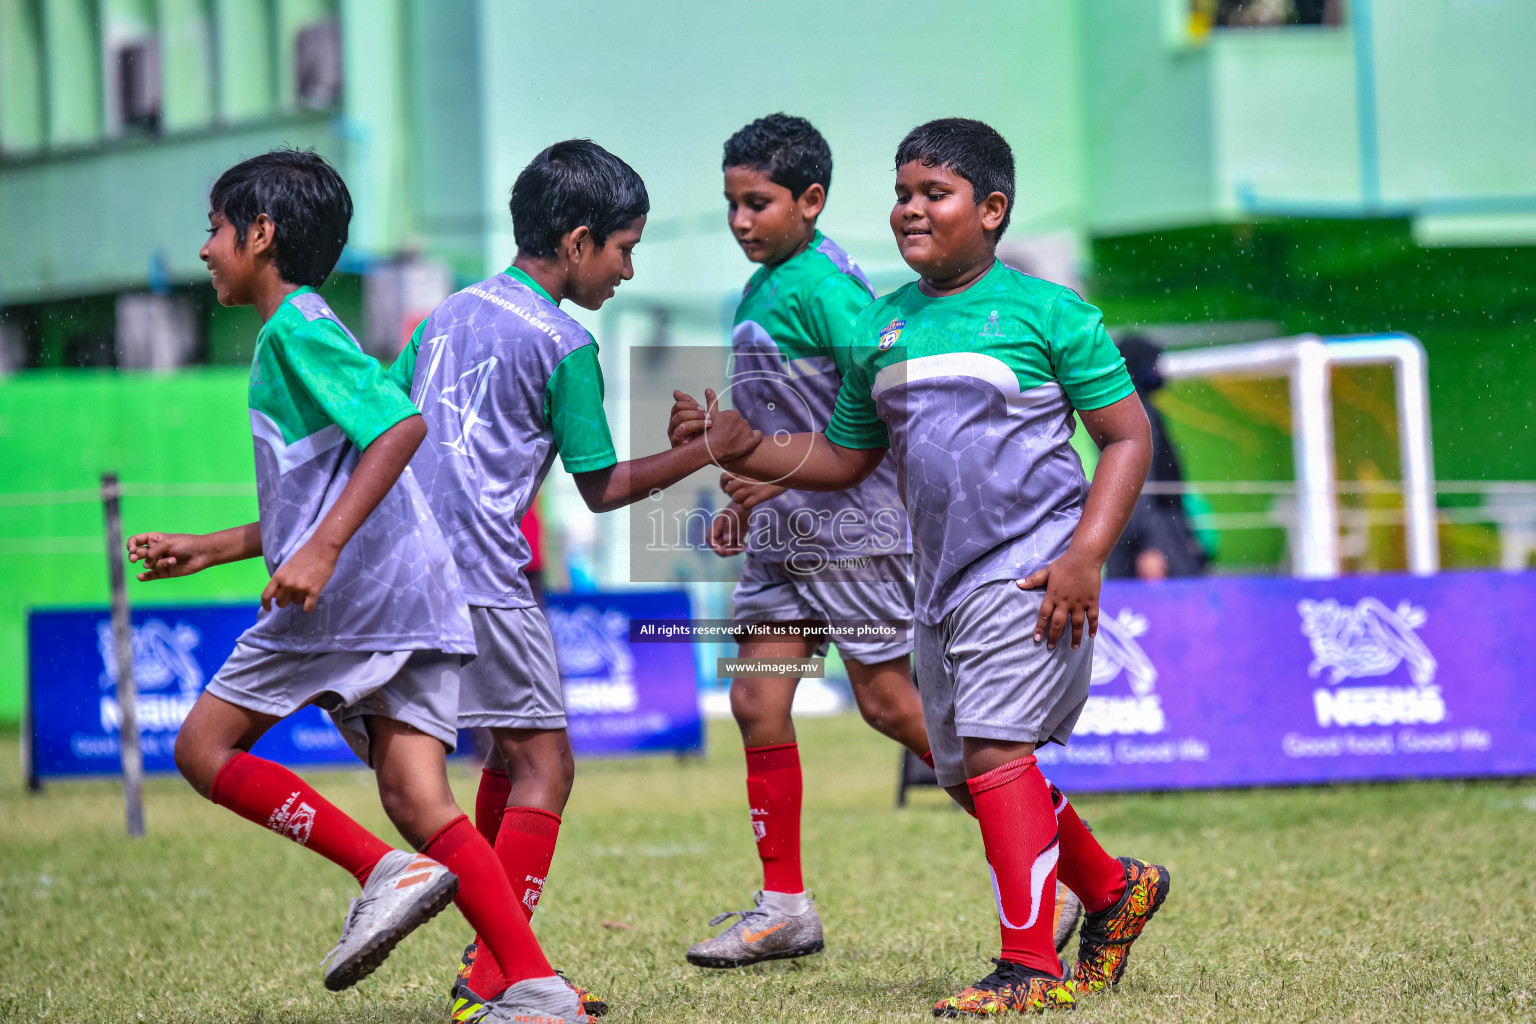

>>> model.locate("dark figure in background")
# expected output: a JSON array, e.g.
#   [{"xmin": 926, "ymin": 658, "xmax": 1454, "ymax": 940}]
[{"xmin": 1105, "ymin": 335, "xmax": 1209, "ymax": 580}]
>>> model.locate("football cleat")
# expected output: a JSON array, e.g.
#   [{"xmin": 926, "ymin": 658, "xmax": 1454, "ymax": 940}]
[
  {"xmin": 452, "ymin": 957, "xmax": 607, "ymax": 1020},
  {"xmin": 452, "ymin": 975, "xmax": 587, "ymax": 1023},
  {"xmin": 1072, "ymin": 857, "xmax": 1170, "ymax": 993},
  {"xmin": 933, "ymin": 958, "xmax": 1076, "ymax": 1016},
  {"xmin": 685, "ymin": 891, "xmax": 824, "ymax": 968},
  {"xmin": 321, "ymin": 849, "xmax": 458, "ymax": 991},
  {"xmin": 555, "ymin": 970, "xmax": 608, "ymax": 1018}
]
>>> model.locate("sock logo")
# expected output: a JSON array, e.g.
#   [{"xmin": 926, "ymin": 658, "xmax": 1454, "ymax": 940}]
[
  {"xmin": 749, "ymin": 807, "xmax": 769, "ymax": 843},
  {"xmin": 522, "ymin": 874, "xmax": 545, "ymax": 914},
  {"xmin": 267, "ymin": 790, "xmax": 316, "ymax": 846},
  {"xmin": 990, "ymin": 838, "xmax": 1059, "ymax": 931}
]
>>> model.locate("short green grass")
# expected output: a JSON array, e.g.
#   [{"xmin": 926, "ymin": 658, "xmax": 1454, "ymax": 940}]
[{"xmin": 2, "ymin": 716, "xmax": 1534, "ymax": 1023}]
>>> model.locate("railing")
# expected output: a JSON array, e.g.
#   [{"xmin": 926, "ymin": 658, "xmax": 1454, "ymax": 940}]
[{"xmin": 2, "ymin": 480, "xmax": 1533, "ymax": 572}]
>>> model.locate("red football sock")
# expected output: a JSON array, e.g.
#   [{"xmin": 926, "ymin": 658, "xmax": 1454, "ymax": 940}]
[
  {"xmin": 745, "ymin": 742, "xmax": 803, "ymax": 893},
  {"xmin": 464, "ymin": 806, "xmax": 562, "ymax": 996},
  {"xmin": 919, "ymin": 750, "xmax": 936, "ymax": 769},
  {"xmin": 968, "ymin": 755, "xmax": 1061, "ymax": 976},
  {"xmin": 1048, "ymin": 782, "xmax": 1126, "ymax": 914},
  {"xmin": 210, "ymin": 750, "xmax": 389, "ymax": 886},
  {"xmin": 474, "ymin": 767, "xmax": 512, "ymax": 844},
  {"xmin": 421, "ymin": 815, "xmax": 551, "ymax": 995}
]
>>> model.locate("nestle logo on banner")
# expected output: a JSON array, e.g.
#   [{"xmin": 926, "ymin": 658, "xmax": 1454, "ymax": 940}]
[
  {"xmin": 95, "ymin": 619, "xmax": 204, "ymax": 732},
  {"xmin": 1298, "ymin": 598, "xmax": 1444, "ymax": 728},
  {"xmin": 1077, "ymin": 609, "xmax": 1165, "ymax": 736},
  {"xmin": 546, "ymin": 605, "xmax": 639, "ymax": 714}
]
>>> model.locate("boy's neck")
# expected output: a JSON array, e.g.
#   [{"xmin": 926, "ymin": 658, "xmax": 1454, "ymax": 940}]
[
  {"xmin": 761, "ymin": 225, "xmax": 818, "ymax": 270},
  {"xmin": 254, "ymin": 275, "xmax": 303, "ymax": 323},
  {"xmin": 510, "ymin": 254, "xmax": 566, "ymax": 305},
  {"xmin": 918, "ymin": 250, "xmax": 997, "ymax": 298}
]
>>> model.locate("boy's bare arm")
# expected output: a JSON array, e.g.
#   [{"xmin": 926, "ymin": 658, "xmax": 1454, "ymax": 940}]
[
  {"xmin": 263, "ymin": 415, "xmax": 428, "ymax": 612},
  {"xmin": 572, "ymin": 410, "xmax": 762, "ymax": 514},
  {"xmin": 128, "ymin": 523, "xmax": 263, "ymax": 581},
  {"xmin": 1018, "ymin": 392, "xmax": 1152, "ymax": 650},
  {"xmin": 669, "ymin": 389, "xmax": 885, "ymax": 491}
]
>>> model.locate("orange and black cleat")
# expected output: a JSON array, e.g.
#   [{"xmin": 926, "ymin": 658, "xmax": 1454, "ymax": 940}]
[
  {"xmin": 1072, "ymin": 857, "xmax": 1170, "ymax": 993},
  {"xmin": 933, "ymin": 958, "xmax": 1076, "ymax": 1016}
]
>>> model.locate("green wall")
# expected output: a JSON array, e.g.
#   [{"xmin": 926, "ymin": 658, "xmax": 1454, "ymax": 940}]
[{"xmin": 0, "ymin": 369, "xmax": 269, "ymax": 723}]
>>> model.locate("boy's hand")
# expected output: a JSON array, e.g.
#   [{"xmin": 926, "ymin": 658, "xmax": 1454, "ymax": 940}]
[
  {"xmin": 669, "ymin": 389, "xmax": 711, "ymax": 447},
  {"xmin": 127, "ymin": 532, "xmax": 214, "ymax": 581},
  {"xmin": 262, "ymin": 540, "xmax": 340, "ymax": 613},
  {"xmin": 709, "ymin": 502, "xmax": 748, "ymax": 557},
  {"xmin": 702, "ymin": 407, "xmax": 762, "ymax": 463},
  {"xmin": 721, "ymin": 473, "xmax": 787, "ymax": 510},
  {"xmin": 1017, "ymin": 549, "xmax": 1102, "ymax": 651}
]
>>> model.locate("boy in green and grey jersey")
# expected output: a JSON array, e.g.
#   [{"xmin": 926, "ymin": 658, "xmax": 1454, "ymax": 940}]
[
  {"xmin": 391, "ymin": 140, "xmax": 762, "ymax": 1022},
  {"xmin": 127, "ymin": 150, "xmax": 568, "ymax": 1015},
  {"xmin": 678, "ymin": 119, "xmax": 1172, "ymax": 1017},
  {"xmin": 671, "ymin": 115, "xmax": 931, "ymax": 972}
]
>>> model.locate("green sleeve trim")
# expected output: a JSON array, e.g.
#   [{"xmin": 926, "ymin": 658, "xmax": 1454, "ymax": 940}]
[
  {"xmin": 386, "ymin": 320, "xmax": 427, "ymax": 395},
  {"xmin": 1045, "ymin": 289, "xmax": 1136, "ymax": 412},
  {"xmin": 1070, "ymin": 374, "xmax": 1137, "ymax": 412},
  {"xmin": 824, "ymin": 422, "xmax": 890, "ymax": 450},
  {"xmin": 546, "ymin": 344, "xmax": 618, "ymax": 473}
]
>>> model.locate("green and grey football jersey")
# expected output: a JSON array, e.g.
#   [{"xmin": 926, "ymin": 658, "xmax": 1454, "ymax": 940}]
[
  {"xmin": 242, "ymin": 290, "xmax": 474, "ymax": 654},
  {"xmin": 391, "ymin": 267, "xmax": 617, "ymax": 609},
  {"xmin": 825, "ymin": 261, "xmax": 1133, "ymax": 626},
  {"xmin": 730, "ymin": 232, "xmax": 908, "ymax": 559}
]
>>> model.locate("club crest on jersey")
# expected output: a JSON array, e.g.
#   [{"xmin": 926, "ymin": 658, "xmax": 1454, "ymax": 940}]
[{"xmin": 878, "ymin": 319, "xmax": 905, "ymax": 351}]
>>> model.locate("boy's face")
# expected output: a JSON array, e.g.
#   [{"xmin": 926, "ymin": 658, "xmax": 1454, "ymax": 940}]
[
  {"xmin": 565, "ymin": 215, "xmax": 644, "ymax": 311},
  {"xmin": 200, "ymin": 210, "xmax": 260, "ymax": 306},
  {"xmin": 724, "ymin": 166, "xmax": 825, "ymax": 266},
  {"xmin": 890, "ymin": 161, "xmax": 1007, "ymax": 283}
]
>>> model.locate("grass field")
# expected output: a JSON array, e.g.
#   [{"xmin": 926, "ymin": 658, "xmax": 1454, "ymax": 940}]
[{"xmin": 3, "ymin": 715, "xmax": 1535, "ymax": 1023}]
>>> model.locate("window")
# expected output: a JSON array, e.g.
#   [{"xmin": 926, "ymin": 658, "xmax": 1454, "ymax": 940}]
[
  {"xmin": 1190, "ymin": 0, "xmax": 1345, "ymax": 33},
  {"xmin": 294, "ymin": 16, "xmax": 341, "ymax": 109},
  {"xmin": 116, "ymin": 38, "xmax": 162, "ymax": 133}
]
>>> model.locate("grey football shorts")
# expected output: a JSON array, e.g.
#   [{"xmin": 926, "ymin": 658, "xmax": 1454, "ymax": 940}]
[
  {"xmin": 730, "ymin": 552, "xmax": 915, "ymax": 664},
  {"xmin": 205, "ymin": 643, "xmax": 461, "ymax": 766},
  {"xmin": 916, "ymin": 579, "xmax": 1094, "ymax": 788},
  {"xmin": 457, "ymin": 605, "xmax": 565, "ymax": 730}
]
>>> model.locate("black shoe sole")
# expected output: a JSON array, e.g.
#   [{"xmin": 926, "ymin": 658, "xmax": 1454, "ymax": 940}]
[
  {"xmin": 324, "ymin": 874, "xmax": 460, "ymax": 991},
  {"xmin": 686, "ymin": 939, "xmax": 825, "ymax": 969}
]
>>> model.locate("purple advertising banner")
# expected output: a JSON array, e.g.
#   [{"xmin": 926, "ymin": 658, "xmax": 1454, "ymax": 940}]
[
  {"xmin": 1039, "ymin": 571, "xmax": 1536, "ymax": 792},
  {"xmin": 543, "ymin": 590, "xmax": 703, "ymax": 757}
]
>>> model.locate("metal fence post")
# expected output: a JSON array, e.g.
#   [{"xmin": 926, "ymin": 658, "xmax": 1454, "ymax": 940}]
[{"xmin": 101, "ymin": 473, "xmax": 145, "ymax": 837}]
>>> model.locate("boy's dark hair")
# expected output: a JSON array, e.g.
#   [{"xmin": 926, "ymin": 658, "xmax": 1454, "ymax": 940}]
[
  {"xmin": 722, "ymin": 113, "xmax": 832, "ymax": 200},
  {"xmin": 510, "ymin": 140, "xmax": 650, "ymax": 259},
  {"xmin": 894, "ymin": 118, "xmax": 1016, "ymax": 239},
  {"xmin": 209, "ymin": 148, "xmax": 352, "ymax": 287}
]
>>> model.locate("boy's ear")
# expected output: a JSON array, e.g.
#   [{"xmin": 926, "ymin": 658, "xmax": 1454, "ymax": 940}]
[
  {"xmin": 563, "ymin": 225, "xmax": 593, "ymax": 263},
  {"xmin": 979, "ymin": 192, "xmax": 1009, "ymax": 234},
  {"xmin": 797, "ymin": 183, "xmax": 827, "ymax": 221},
  {"xmin": 246, "ymin": 213, "xmax": 279, "ymax": 257}
]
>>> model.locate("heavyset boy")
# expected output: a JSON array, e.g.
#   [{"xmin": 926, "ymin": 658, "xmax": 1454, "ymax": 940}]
[{"xmin": 130, "ymin": 114, "xmax": 1169, "ymax": 1021}]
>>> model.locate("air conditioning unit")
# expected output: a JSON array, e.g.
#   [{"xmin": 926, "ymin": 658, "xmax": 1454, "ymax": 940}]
[
  {"xmin": 295, "ymin": 18, "xmax": 342, "ymax": 109},
  {"xmin": 117, "ymin": 40, "xmax": 162, "ymax": 133}
]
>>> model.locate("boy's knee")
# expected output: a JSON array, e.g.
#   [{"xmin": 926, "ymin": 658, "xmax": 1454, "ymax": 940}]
[{"xmin": 173, "ymin": 732, "xmax": 218, "ymax": 797}]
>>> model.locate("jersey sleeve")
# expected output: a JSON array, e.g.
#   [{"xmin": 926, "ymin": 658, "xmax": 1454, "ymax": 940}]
[
  {"xmin": 806, "ymin": 272, "xmax": 875, "ymax": 378},
  {"xmin": 386, "ymin": 319, "xmax": 427, "ymax": 397},
  {"xmin": 1046, "ymin": 289, "xmax": 1135, "ymax": 411},
  {"xmin": 545, "ymin": 343, "xmax": 618, "ymax": 473},
  {"xmin": 274, "ymin": 314, "xmax": 420, "ymax": 449},
  {"xmin": 824, "ymin": 340, "xmax": 890, "ymax": 450}
]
